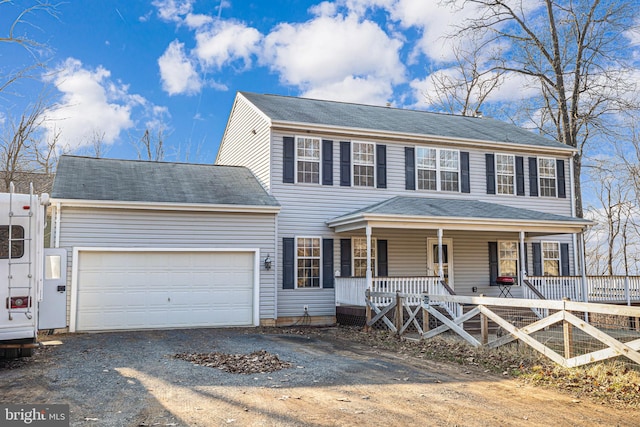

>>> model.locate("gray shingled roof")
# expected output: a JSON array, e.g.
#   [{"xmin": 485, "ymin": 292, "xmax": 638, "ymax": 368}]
[
  {"xmin": 330, "ymin": 196, "xmax": 589, "ymax": 224},
  {"xmin": 241, "ymin": 92, "xmax": 569, "ymax": 150},
  {"xmin": 52, "ymin": 156, "xmax": 279, "ymax": 207}
]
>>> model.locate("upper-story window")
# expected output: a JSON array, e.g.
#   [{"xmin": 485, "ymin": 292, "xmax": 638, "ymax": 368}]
[
  {"xmin": 416, "ymin": 147, "xmax": 459, "ymax": 192},
  {"xmin": 496, "ymin": 154, "xmax": 515, "ymax": 195},
  {"xmin": 352, "ymin": 142, "xmax": 375, "ymax": 187},
  {"xmin": 296, "ymin": 136, "xmax": 320, "ymax": 184},
  {"xmin": 538, "ymin": 157, "xmax": 557, "ymax": 197}
]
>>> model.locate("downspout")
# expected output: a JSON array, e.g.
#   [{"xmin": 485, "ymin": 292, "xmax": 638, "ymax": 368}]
[
  {"xmin": 519, "ymin": 231, "xmax": 526, "ymax": 287},
  {"xmin": 273, "ymin": 212, "xmax": 278, "ymax": 321},
  {"xmin": 569, "ymin": 156, "xmax": 579, "ymax": 275},
  {"xmin": 54, "ymin": 202, "xmax": 61, "ymax": 249},
  {"xmin": 366, "ymin": 225, "xmax": 372, "ymax": 290}
]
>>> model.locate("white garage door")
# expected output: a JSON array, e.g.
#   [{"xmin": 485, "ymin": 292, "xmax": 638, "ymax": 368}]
[{"xmin": 74, "ymin": 250, "xmax": 255, "ymax": 331}]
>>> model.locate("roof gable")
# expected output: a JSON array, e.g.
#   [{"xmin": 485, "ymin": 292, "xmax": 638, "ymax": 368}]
[
  {"xmin": 52, "ymin": 156, "xmax": 279, "ymax": 207},
  {"xmin": 240, "ymin": 92, "xmax": 569, "ymax": 151}
]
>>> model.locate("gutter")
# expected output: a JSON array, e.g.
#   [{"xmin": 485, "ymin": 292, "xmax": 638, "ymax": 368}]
[{"xmin": 50, "ymin": 198, "xmax": 281, "ymax": 214}]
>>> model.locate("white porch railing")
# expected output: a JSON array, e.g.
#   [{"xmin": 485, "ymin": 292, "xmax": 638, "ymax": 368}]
[
  {"xmin": 335, "ymin": 276, "xmax": 461, "ymax": 318},
  {"xmin": 526, "ymin": 276, "xmax": 640, "ymax": 304}
]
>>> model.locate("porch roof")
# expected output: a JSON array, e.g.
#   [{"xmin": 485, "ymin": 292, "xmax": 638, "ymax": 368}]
[{"xmin": 326, "ymin": 196, "xmax": 592, "ymax": 234}]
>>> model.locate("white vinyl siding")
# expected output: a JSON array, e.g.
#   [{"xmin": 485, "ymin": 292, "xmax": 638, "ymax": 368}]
[
  {"xmin": 296, "ymin": 136, "xmax": 320, "ymax": 184},
  {"xmin": 352, "ymin": 141, "xmax": 375, "ymax": 187},
  {"xmin": 416, "ymin": 147, "xmax": 460, "ymax": 192},
  {"xmin": 496, "ymin": 154, "xmax": 515, "ymax": 195},
  {"xmin": 56, "ymin": 207, "xmax": 277, "ymax": 325},
  {"xmin": 538, "ymin": 157, "xmax": 557, "ymax": 198}
]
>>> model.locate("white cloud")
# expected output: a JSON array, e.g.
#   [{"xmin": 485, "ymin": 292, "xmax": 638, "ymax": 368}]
[
  {"xmin": 262, "ymin": 13, "xmax": 405, "ymax": 102},
  {"xmin": 194, "ymin": 20, "xmax": 262, "ymax": 69},
  {"xmin": 158, "ymin": 40, "xmax": 202, "ymax": 95},
  {"xmin": 41, "ymin": 58, "xmax": 168, "ymax": 151},
  {"xmin": 152, "ymin": 0, "xmax": 194, "ymax": 23},
  {"xmin": 184, "ymin": 13, "xmax": 213, "ymax": 29},
  {"xmin": 302, "ymin": 75, "xmax": 395, "ymax": 105}
]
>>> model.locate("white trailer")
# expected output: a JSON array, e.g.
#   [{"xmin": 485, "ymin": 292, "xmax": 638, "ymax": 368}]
[{"xmin": 0, "ymin": 184, "xmax": 65, "ymax": 358}]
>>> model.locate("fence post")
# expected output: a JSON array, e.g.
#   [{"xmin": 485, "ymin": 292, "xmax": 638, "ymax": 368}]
[
  {"xmin": 480, "ymin": 294, "xmax": 488, "ymax": 345},
  {"xmin": 395, "ymin": 291, "xmax": 403, "ymax": 336},
  {"xmin": 365, "ymin": 289, "xmax": 371, "ymax": 332},
  {"xmin": 562, "ymin": 297, "xmax": 573, "ymax": 359},
  {"xmin": 625, "ymin": 276, "xmax": 631, "ymax": 307},
  {"xmin": 422, "ymin": 293, "xmax": 430, "ymax": 335}
]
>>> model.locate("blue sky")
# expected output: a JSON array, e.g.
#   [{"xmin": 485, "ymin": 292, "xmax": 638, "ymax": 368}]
[{"xmin": 1, "ymin": 0, "xmax": 638, "ymax": 164}]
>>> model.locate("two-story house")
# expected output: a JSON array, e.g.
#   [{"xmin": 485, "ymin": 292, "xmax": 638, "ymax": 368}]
[
  {"xmin": 48, "ymin": 91, "xmax": 591, "ymax": 332},
  {"xmin": 216, "ymin": 92, "xmax": 591, "ymax": 326}
]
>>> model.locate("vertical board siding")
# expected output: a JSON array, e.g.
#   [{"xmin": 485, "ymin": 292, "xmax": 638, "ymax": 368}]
[
  {"xmin": 58, "ymin": 208, "xmax": 278, "ymax": 324},
  {"xmin": 216, "ymin": 96, "xmax": 272, "ymax": 190}
]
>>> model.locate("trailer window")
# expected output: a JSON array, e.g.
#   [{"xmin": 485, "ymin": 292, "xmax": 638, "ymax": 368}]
[{"xmin": 0, "ymin": 226, "xmax": 24, "ymax": 259}]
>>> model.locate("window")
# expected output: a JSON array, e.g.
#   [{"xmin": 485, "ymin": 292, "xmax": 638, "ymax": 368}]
[
  {"xmin": 352, "ymin": 142, "xmax": 375, "ymax": 187},
  {"xmin": 538, "ymin": 158, "xmax": 557, "ymax": 197},
  {"xmin": 296, "ymin": 237, "xmax": 321, "ymax": 288},
  {"xmin": 542, "ymin": 241, "xmax": 560, "ymax": 276},
  {"xmin": 352, "ymin": 237, "xmax": 377, "ymax": 277},
  {"xmin": 496, "ymin": 154, "xmax": 515, "ymax": 195},
  {"xmin": 0, "ymin": 226, "xmax": 24, "ymax": 259},
  {"xmin": 296, "ymin": 136, "xmax": 320, "ymax": 183},
  {"xmin": 416, "ymin": 147, "xmax": 459, "ymax": 192},
  {"xmin": 498, "ymin": 241, "xmax": 518, "ymax": 277}
]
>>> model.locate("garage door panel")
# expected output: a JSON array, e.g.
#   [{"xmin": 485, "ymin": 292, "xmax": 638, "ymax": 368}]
[{"xmin": 76, "ymin": 251, "xmax": 255, "ymax": 331}]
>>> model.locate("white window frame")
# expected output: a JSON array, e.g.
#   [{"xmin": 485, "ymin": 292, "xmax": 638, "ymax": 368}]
[
  {"xmin": 498, "ymin": 241, "xmax": 518, "ymax": 278},
  {"xmin": 352, "ymin": 141, "xmax": 376, "ymax": 187},
  {"xmin": 295, "ymin": 236, "xmax": 322, "ymax": 289},
  {"xmin": 495, "ymin": 154, "xmax": 515, "ymax": 196},
  {"xmin": 542, "ymin": 241, "xmax": 560, "ymax": 277},
  {"xmin": 538, "ymin": 157, "xmax": 557, "ymax": 198},
  {"xmin": 416, "ymin": 147, "xmax": 460, "ymax": 192},
  {"xmin": 352, "ymin": 237, "xmax": 377, "ymax": 278},
  {"xmin": 295, "ymin": 136, "xmax": 321, "ymax": 184}
]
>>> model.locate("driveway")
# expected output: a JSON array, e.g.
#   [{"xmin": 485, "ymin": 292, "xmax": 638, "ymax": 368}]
[{"xmin": 0, "ymin": 328, "xmax": 636, "ymax": 426}]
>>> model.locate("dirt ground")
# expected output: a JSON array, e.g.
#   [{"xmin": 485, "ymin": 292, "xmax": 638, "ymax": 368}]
[{"xmin": 0, "ymin": 327, "xmax": 637, "ymax": 427}]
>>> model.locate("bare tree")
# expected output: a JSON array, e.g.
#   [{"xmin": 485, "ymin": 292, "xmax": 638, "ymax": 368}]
[
  {"xmin": 423, "ymin": 34, "xmax": 506, "ymax": 116},
  {"xmin": 133, "ymin": 128, "xmax": 165, "ymax": 162},
  {"xmin": 449, "ymin": 0, "xmax": 640, "ymax": 217}
]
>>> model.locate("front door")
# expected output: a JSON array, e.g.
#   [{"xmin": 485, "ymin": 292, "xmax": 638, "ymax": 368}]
[{"xmin": 427, "ymin": 238, "xmax": 454, "ymax": 288}]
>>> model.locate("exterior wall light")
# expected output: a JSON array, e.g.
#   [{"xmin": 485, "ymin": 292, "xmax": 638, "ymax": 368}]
[{"xmin": 264, "ymin": 254, "xmax": 272, "ymax": 270}]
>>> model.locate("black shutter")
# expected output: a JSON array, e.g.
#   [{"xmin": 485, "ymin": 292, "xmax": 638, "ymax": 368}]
[
  {"xmin": 322, "ymin": 239, "xmax": 334, "ymax": 288},
  {"xmin": 516, "ymin": 156, "xmax": 525, "ymax": 196},
  {"xmin": 529, "ymin": 157, "xmax": 538, "ymax": 196},
  {"xmin": 557, "ymin": 159, "xmax": 566, "ymax": 198},
  {"xmin": 488, "ymin": 242, "xmax": 498, "ymax": 285},
  {"xmin": 524, "ymin": 243, "xmax": 529, "ymax": 276},
  {"xmin": 376, "ymin": 144, "xmax": 387, "ymax": 189},
  {"xmin": 283, "ymin": 136, "xmax": 295, "ymax": 183},
  {"xmin": 461, "ymin": 151, "xmax": 470, "ymax": 193},
  {"xmin": 283, "ymin": 238, "xmax": 295, "ymax": 289},
  {"xmin": 486, "ymin": 154, "xmax": 495, "ymax": 194},
  {"xmin": 532, "ymin": 243, "xmax": 542, "ymax": 276},
  {"xmin": 405, "ymin": 147, "xmax": 415, "ymax": 190},
  {"xmin": 340, "ymin": 239, "xmax": 352, "ymax": 277},
  {"xmin": 561, "ymin": 243, "xmax": 570, "ymax": 276},
  {"xmin": 340, "ymin": 141, "xmax": 351, "ymax": 187},
  {"xmin": 377, "ymin": 240, "xmax": 388, "ymax": 277},
  {"xmin": 322, "ymin": 140, "xmax": 333, "ymax": 186}
]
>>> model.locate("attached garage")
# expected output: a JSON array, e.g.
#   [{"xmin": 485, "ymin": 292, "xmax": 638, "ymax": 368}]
[
  {"xmin": 70, "ymin": 249, "xmax": 259, "ymax": 332},
  {"xmin": 51, "ymin": 156, "xmax": 280, "ymax": 332}
]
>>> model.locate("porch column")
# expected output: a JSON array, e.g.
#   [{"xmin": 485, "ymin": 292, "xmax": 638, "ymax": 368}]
[
  {"xmin": 519, "ymin": 231, "xmax": 526, "ymax": 286},
  {"xmin": 437, "ymin": 228, "xmax": 444, "ymax": 280},
  {"xmin": 366, "ymin": 225, "xmax": 372, "ymax": 290},
  {"xmin": 579, "ymin": 232, "xmax": 588, "ymax": 303}
]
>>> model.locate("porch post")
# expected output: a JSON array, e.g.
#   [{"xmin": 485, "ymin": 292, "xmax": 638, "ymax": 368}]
[
  {"xmin": 519, "ymin": 231, "xmax": 526, "ymax": 287},
  {"xmin": 366, "ymin": 225, "xmax": 372, "ymax": 290},
  {"xmin": 579, "ymin": 232, "xmax": 588, "ymax": 303},
  {"xmin": 437, "ymin": 228, "xmax": 444, "ymax": 280}
]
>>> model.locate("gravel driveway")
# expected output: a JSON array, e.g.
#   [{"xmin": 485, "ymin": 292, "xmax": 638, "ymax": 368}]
[{"xmin": 1, "ymin": 328, "xmax": 636, "ymax": 426}]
